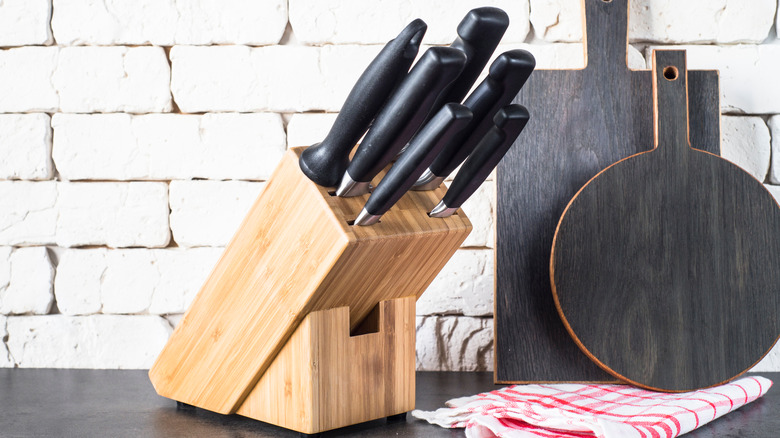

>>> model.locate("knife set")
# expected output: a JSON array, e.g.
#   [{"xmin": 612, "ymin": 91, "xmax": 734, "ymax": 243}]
[
  {"xmin": 496, "ymin": 0, "xmax": 780, "ymax": 393},
  {"xmin": 150, "ymin": 7, "xmax": 532, "ymax": 435}
]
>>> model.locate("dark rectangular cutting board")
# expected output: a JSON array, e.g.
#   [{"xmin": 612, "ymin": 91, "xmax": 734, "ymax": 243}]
[{"xmin": 495, "ymin": 0, "xmax": 721, "ymax": 383}]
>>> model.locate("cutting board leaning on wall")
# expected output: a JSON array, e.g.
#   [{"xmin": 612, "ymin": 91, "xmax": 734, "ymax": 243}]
[{"xmin": 495, "ymin": 0, "xmax": 721, "ymax": 383}]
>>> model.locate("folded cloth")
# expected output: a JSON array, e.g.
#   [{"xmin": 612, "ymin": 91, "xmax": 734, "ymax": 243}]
[{"xmin": 412, "ymin": 376, "xmax": 771, "ymax": 438}]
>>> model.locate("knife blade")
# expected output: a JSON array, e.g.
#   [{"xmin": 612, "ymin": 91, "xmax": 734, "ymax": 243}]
[
  {"xmin": 354, "ymin": 103, "xmax": 473, "ymax": 226},
  {"xmin": 414, "ymin": 49, "xmax": 535, "ymax": 190},
  {"xmin": 425, "ymin": 7, "xmax": 509, "ymax": 121},
  {"xmin": 430, "ymin": 104, "xmax": 529, "ymax": 218},
  {"xmin": 336, "ymin": 46, "xmax": 468, "ymax": 197},
  {"xmin": 298, "ymin": 19, "xmax": 427, "ymax": 187}
]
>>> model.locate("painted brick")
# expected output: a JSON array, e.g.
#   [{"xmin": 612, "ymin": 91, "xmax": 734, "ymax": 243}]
[
  {"xmin": 55, "ymin": 248, "xmax": 222, "ymax": 315},
  {"xmin": 52, "ymin": 113, "xmax": 285, "ymax": 181},
  {"xmin": 5, "ymin": 315, "xmax": 171, "ymax": 368},
  {"xmin": 765, "ymin": 184, "xmax": 780, "ymax": 204},
  {"xmin": 751, "ymin": 343, "xmax": 780, "ymax": 372},
  {"xmin": 645, "ymin": 45, "xmax": 780, "ymax": 115},
  {"xmin": 0, "ymin": 114, "xmax": 53, "ymax": 180},
  {"xmin": 56, "ymin": 182, "xmax": 170, "ymax": 248},
  {"xmin": 765, "ymin": 116, "xmax": 780, "ymax": 185},
  {"xmin": 0, "ymin": 47, "xmax": 171, "ymax": 113},
  {"xmin": 417, "ymin": 250, "xmax": 493, "ymax": 317},
  {"xmin": 0, "ymin": 181, "xmax": 58, "ymax": 246},
  {"xmin": 286, "ymin": 113, "xmax": 338, "ymax": 148},
  {"xmin": 53, "ymin": 46, "xmax": 172, "ymax": 113},
  {"xmin": 0, "ymin": 315, "xmax": 10, "ymax": 367},
  {"xmin": 51, "ymin": 0, "xmax": 287, "ymax": 46},
  {"xmin": 630, "ymin": 0, "xmax": 774, "ymax": 44},
  {"xmin": 171, "ymin": 45, "xmax": 381, "ymax": 113},
  {"xmin": 416, "ymin": 315, "xmax": 493, "ymax": 371},
  {"xmin": 0, "ymin": 247, "xmax": 53, "ymax": 315},
  {"xmin": 529, "ymin": 0, "xmax": 774, "ymax": 44},
  {"xmin": 169, "ymin": 180, "xmax": 265, "ymax": 247},
  {"xmin": 0, "ymin": 0, "xmax": 53, "ymax": 46},
  {"xmin": 289, "ymin": 0, "xmax": 529, "ymax": 45},
  {"xmin": 720, "ymin": 116, "xmax": 770, "ymax": 182},
  {"xmin": 0, "ymin": 47, "xmax": 58, "ymax": 112},
  {"xmin": 459, "ymin": 181, "xmax": 495, "ymax": 248}
]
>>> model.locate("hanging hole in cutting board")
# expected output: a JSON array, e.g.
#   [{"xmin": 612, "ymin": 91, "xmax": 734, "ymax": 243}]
[
  {"xmin": 601, "ymin": 0, "xmax": 612, "ymax": 3},
  {"xmin": 663, "ymin": 66, "xmax": 678, "ymax": 81}
]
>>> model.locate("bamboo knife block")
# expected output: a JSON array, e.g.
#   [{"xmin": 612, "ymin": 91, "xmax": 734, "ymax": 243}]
[{"xmin": 149, "ymin": 147, "xmax": 472, "ymax": 434}]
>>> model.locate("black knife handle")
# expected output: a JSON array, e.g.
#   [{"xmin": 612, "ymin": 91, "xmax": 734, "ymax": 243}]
[
  {"xmin": 427, "ymin": 7, "xmax": 509, "ymax": 118},
  {"xmin": 364, "ymin": 103, "xmax": 473, "ymax": 217},
  {"xmin": 346, "ymin": 47, "xmax": 468, "ymax": 183},
  {"xmin": 427, "ymin": 49, "xmax": 535, "ymax": 179},
  {"xmin": 298, "ymin": 19, "xmax": 427, "ymax": 187},
  {"xmin": 442, "ymin": 104, "xmax": 529, "ymax": 209}
]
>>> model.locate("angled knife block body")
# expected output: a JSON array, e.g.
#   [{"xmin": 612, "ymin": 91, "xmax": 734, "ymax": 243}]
[{"xmin": 149, "ymin": 147, "xmax": 471, "ymax": 434}]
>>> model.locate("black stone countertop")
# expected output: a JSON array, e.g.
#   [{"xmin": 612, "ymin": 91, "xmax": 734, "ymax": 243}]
[{"xmin": 0, "ymin": 369, "xmax": 776, "ymax": 437}]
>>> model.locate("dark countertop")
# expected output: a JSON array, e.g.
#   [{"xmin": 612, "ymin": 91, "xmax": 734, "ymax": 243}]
[{"xmin": 0, "ymin": 369, "xmax": 776, "ymax": 437}]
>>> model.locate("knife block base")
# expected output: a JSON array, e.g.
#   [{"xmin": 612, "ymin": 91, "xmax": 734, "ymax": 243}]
[
  {"xmin": 236, "ymin": 296, "xmax": 415, "ymax": 434},
  {"xmin": 149, "ymin": 147, "xmax": 471, "ymax": 433}
]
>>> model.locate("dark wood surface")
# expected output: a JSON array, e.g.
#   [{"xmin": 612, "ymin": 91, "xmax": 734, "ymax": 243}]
[
  {"xmin": 495, "ymin": 0, "xmax": 721, "ymax": 383},
  {"xmin": 551, "ymin": 50, "xmax": 780, "ymax": 392},
  {"xmin": 0, "ymin": 369, "xmax": 778, "ymax": 437}
]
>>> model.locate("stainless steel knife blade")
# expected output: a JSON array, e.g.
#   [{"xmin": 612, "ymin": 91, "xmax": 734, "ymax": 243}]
[
  {"xmin": 355, "ymin": 103, "xmax": 473, "ymax": 226},
  {"xmin": 430, "ymin": 104, "xmax": 529, "ymax": 218}
]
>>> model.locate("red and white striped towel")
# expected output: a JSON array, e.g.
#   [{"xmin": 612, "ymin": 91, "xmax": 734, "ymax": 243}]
[{"xmin": 412, "ymin": 376, "xmax": 771, "ymax": 438}]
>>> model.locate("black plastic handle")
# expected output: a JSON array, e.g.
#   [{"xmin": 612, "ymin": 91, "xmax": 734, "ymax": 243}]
[
  {"xmin": 442, "ymin": 104, "xmax": 529, "ymax": 209},
  {"xmin": 427, "ymin": 7, "xmax": 509, "ymax": 118},
  {"xmin": 427, "ymin": 49, "xmax": 535, "ymax": 179},
  {"xmin": 364, "ymin": 104, "xmax": 473, "ymax": 216},
  {"xmin": 346, "ymin": 47, "xmax": 468, "ymax": 184},
  {"xmin": 298, "ymin": 19, "xmax": 427, "ymax": 187}
]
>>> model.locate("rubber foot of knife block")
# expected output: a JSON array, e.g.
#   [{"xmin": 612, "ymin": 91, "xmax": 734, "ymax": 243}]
[{"xmin": 148, "ymin": 147, "xmax": 471, "ymax": 434}]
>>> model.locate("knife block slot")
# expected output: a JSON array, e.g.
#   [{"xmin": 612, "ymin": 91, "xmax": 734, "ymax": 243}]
[
  {"xmin": 149, "ymin": 147, "xmax": 471, "ymax": 435},
  {"xmin": 351, "ymin": 301, "xmax": 381, "ymax": 336}
]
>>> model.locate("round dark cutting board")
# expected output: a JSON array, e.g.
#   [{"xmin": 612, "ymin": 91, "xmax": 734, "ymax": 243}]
[{"xmin": 550, "ymin": 50, "xmax": 780, "ymax": 392}]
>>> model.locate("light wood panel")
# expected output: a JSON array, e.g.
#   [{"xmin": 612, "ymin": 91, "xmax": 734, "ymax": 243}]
[
  {"xmin": 236, "ymin": 296, "xmax": 416, "ymax": 434},
  {"xmin": 149, "ymin": 147, "xmax": 471, "ymax": 415}
]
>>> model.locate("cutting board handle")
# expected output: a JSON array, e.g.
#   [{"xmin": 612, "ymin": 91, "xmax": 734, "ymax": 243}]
[
  {"xmin": 652, "ymin": 50, "xmax": 691, "ymax": 154},
  {"xmin": 583, "ymin": 0, "xmax": 629, "ymax": 69}
]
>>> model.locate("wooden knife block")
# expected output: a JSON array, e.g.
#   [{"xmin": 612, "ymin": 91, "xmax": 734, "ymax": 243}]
[{"xmin": 149, "ymin": 147, "xmax": 472, "ymax": 434}]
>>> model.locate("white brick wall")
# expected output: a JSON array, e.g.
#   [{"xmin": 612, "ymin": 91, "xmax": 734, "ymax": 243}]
[
  {"xmin": 288, "ymin": 0, "xmax": 530, "ymax": 44},
  {"xmin": 0, "ymin": 0, "xmax": 53, "ymax": 46},
  {"xmin": 530, "ymin": 0, "xmax": 776, "ymax": 43},
  {"xmin": 0, "ymin": 114, "xmax": 53, "ymax": 180},
  {"xmin": 0, "ymin": 247, "xmax": 54, "ymax": 315},
  {"xmin": 169, "ymin": 180, "xmax": 265, "ymax": 247},
  {"xmin": 52, "ymin": 113, "xmax": 285, "ymax": 180},
  {"xmin": 1, "ymin": 1, "xmax": 778, "ymax": 372},
  {"xmin": 51, "ymin": 0, "xmax": 287, "ymax": 46}
]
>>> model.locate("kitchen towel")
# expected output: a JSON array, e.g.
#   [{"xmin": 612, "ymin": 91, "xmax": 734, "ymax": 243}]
[{"xmin": 412, "ymin": 376, "xmax": 771, "ymax": 438}]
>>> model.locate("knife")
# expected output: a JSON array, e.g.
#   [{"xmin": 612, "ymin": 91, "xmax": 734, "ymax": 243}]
[
  {"xmin": 425, "ymin": 7, "xmax": 509, "ymax": 121},
  {"xmin": 354, "ymin": 103, "xmax": 473, "ymax": 226},
  {"xmin": 336, "ymin": 47, "xmax": 468, "ymax": 197},
  {"xmin": 414, "ymin": 49, "xmax": 535, "ymax": 190},
  {"xmin": 430, "ymin": 104, "xmax": 529, "ymax": 218},
  {"xmin": 298, "ymin": 19, "xmax": 427, "ymax": 187}
]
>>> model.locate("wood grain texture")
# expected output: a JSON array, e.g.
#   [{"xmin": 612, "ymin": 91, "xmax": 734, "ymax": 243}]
[
  {"xmin": 236, "ymin": 296, "xmax": 416, "ymax": 434},
  {"xmin": 551, "ymin": 50, "xmax": 780, "ymax": 392},
  {"xmin": 149, "ymin": 147, "xmax": 471, "ymax": 414},
  {"xmin": 495, "ymin": 0, "xmax": 721, "ymax": 383}
]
